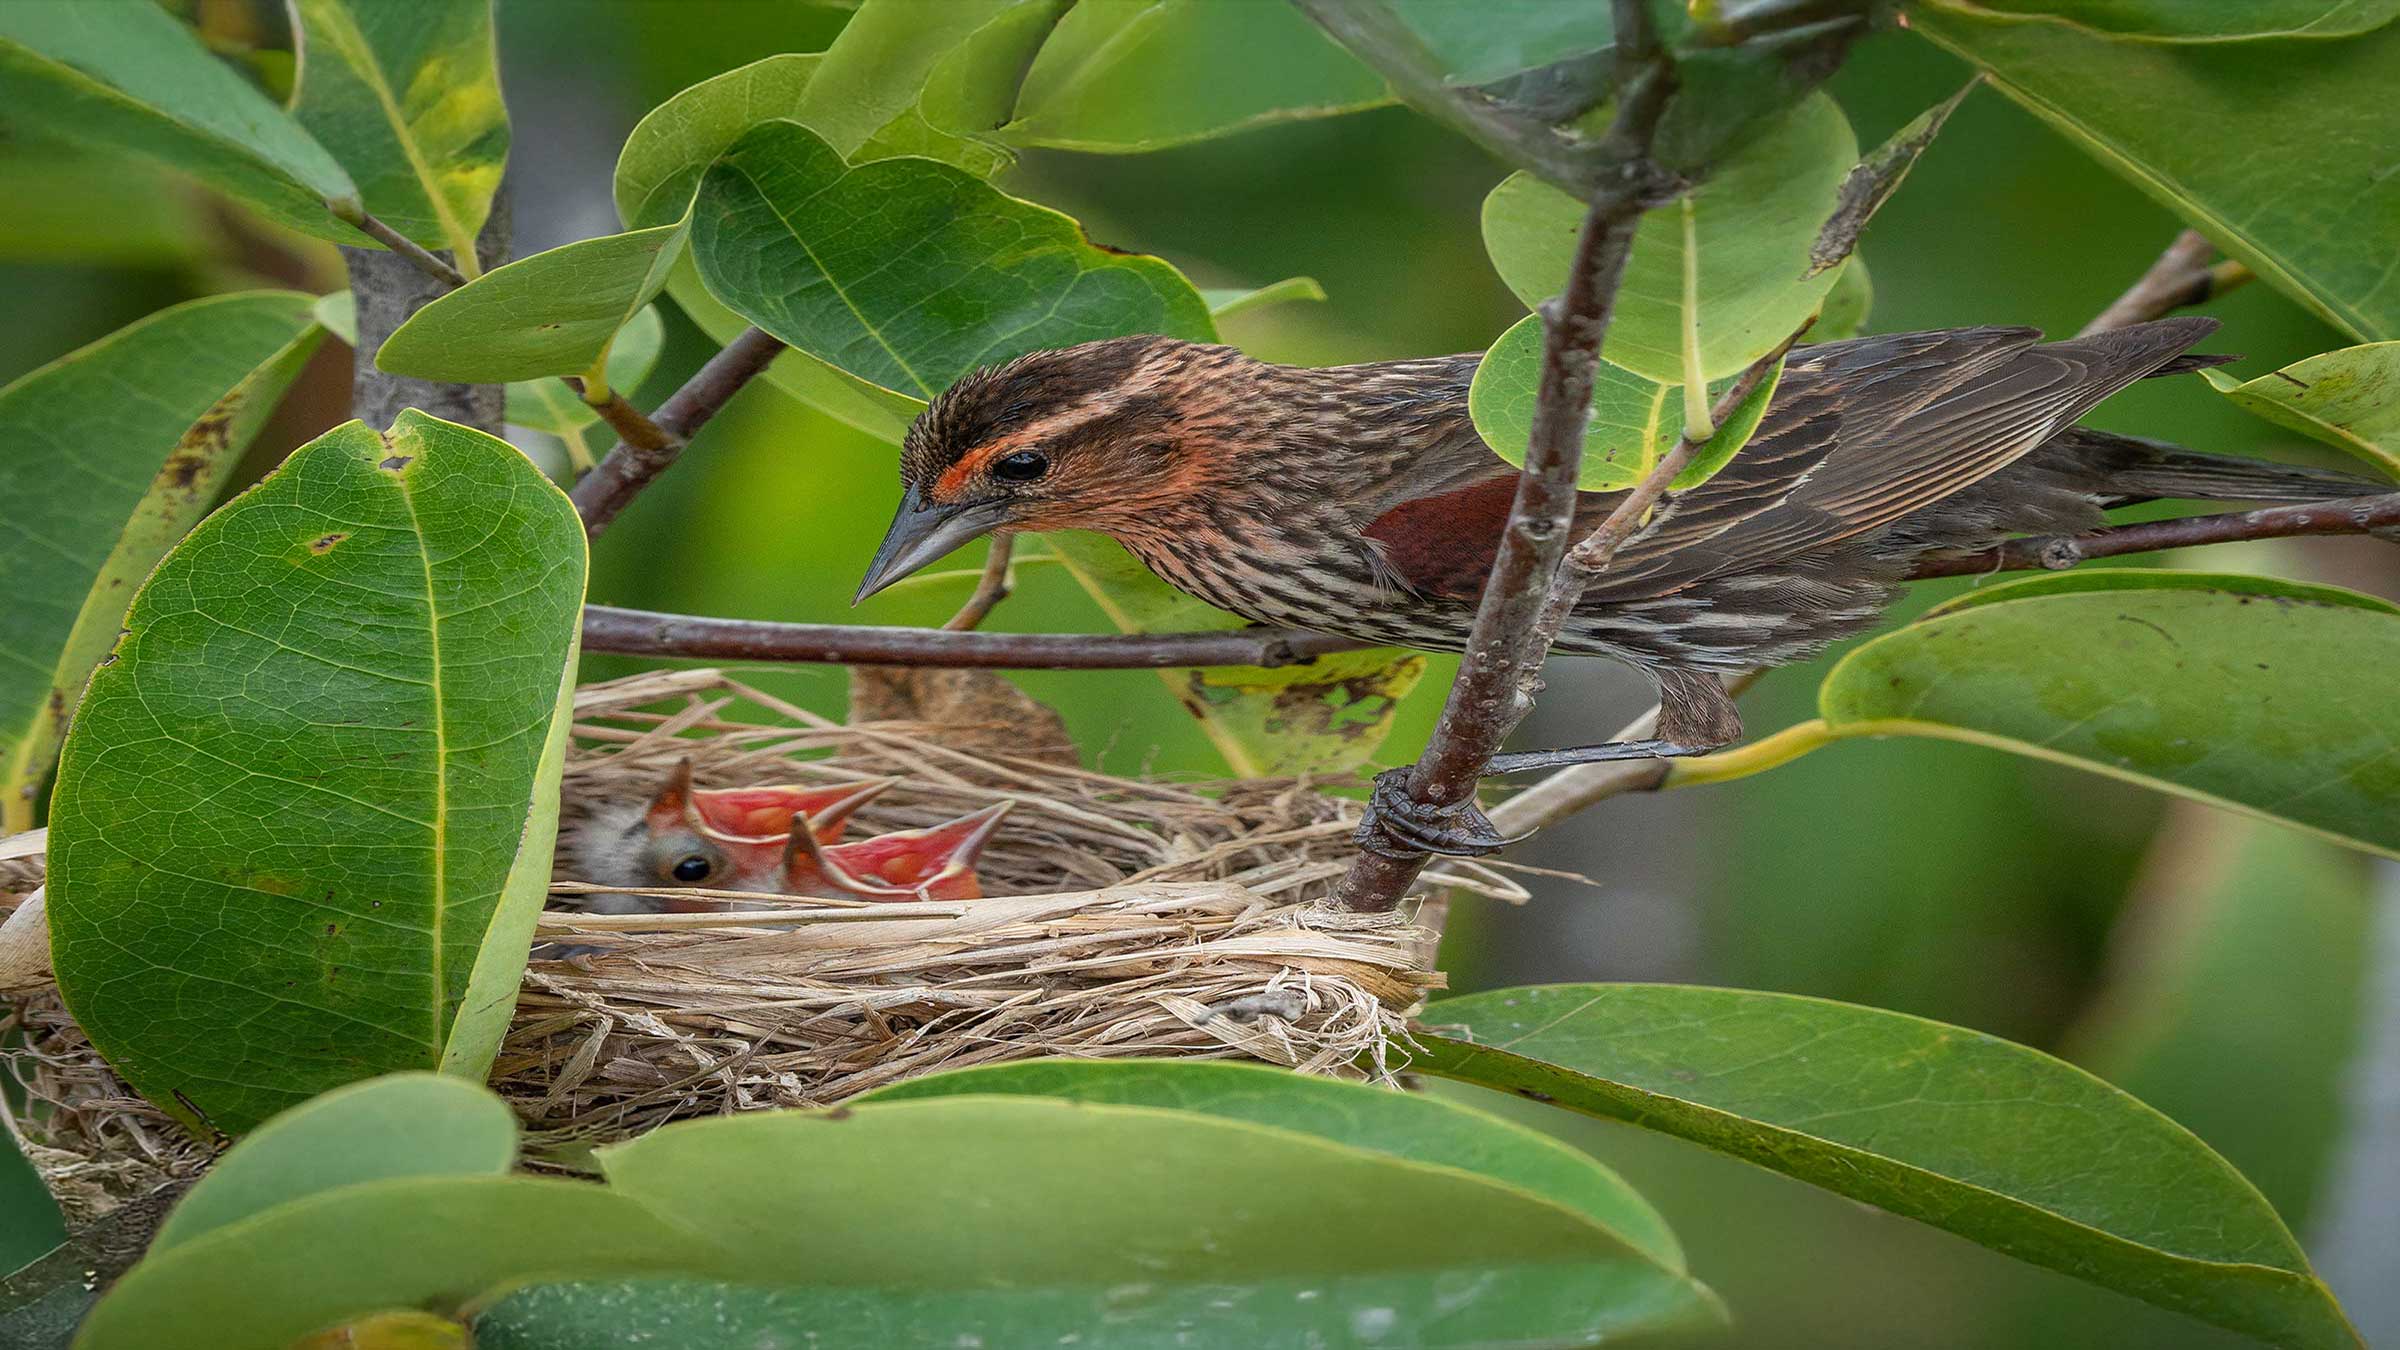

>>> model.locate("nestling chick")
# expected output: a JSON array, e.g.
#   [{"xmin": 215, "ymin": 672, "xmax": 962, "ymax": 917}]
[{"xmin": 556, "ymin": 760, "xmax": 893, "ymax": 913}]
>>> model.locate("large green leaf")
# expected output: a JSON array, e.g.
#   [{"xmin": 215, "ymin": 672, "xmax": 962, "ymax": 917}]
[
  {"xmin": 1810, "ymin": 570, "xmax": 2400, "ymax": 859},
  {"xmin": 850, "ymin": 0, "xmax": 1070, "ymax": 174},
  {"xmin": 0, "ymin": 0, "xmax": 360, "ymax": 240},
  {"xmin": 78, "ymin": 1176, "xmax": 723, "ymax": 1350},
  {"xmin": 151, "ymin": 1073, "xmax": 517, "ymax": 1253},
  {"xmin": 2067, "ymin": 813, "xmax": 2374, "ymax": 1228},
  {"xmin": 1416, "ymin": 983, "xmax": 2359, "ymax": 1349},
  {"xmin": 584, "ymin": 1095, "xmax": 1724, "ymax": 1345},
  {"xmin": 614, "ymin": 55, "xmax": 820, "ymax": 231},
  {"xmin": 0, "ymin": 292, "xmax": 324, "ymax": 832},
  {"xmin": 376, "ymin": 224, "xmax": 684, "ymax": 384},
  {"xmin": 1001, "ymin": 0, "xmax": 1392, "ymax": 152},
  {"xmin": 46, "ymin": 413, "xmax": 587, "ymax": 1134},
  {"xmin": 0, "ymin": 148, "xmax": 220, "ymax": 266},
  {"xmin": 2202, "ymin": 343, "xmax": 2400, "ymax": 478},
  {"xmin": 1960, "ymin": 0, "xmax": 2400, "ymax": 40},
  {"xmin": 1468, "ymin": 310, "xmax": 1786, "ymax": 491},
  {"xmin": 793, "ymin": 0, "xmax": 1063, "ymax": 164},
  {"xmin": 1035, "ymin": 534, "xmax": 1423, "ymax": 775},
  {"xmin": 690, "ymin": 118, "xmax": 1215, "ymax": 401},
  {"xmin": 289, "ymin": 0, "xmax": 508, "ymax": 266},
  {"xmin": 1912, "ymin": 4, "xmax": 2400, "ymax": 342},
  {"xmin": 861, "ymin": 1058, "xmax": 1697, "ymax": 1279},
  {"xmin": 667, "ymin": 253, "xmax": 926, "ymax": 442},
  {"xmin": 1482, "ymin": 93, "xmax": 1856, "ymax": 383}
]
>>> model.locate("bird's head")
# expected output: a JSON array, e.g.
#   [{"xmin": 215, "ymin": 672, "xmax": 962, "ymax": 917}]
[{"xmin": 856, "ymin": 335, "xmax": 1253, "ymax": 601}]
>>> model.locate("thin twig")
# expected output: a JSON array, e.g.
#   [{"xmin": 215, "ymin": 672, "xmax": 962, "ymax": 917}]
[
  {"xmin": 571, "ymin": 327, "xmax": 789, "ymax": 535},
  {"xmin": 1910, "ymin": 492, "xmax": 2400, "ymax": 578},
  {"xmin": 945, "ymin": 535, "xmax": 1017, "ymax": 632},
  {"xmin": 2078, "ymin": 229, "xmax": 2247, "ymax": 337},
  {"xmin": 576, "ymin": 385, "xmax": 684, "ymax": 456},
  {"xmin": 1332, "ymin": 0, "xmax": 1681, "ymax": 913},
  {"xmin": 343, "ymin": 208, "xmax": 468, "ymax": 289},
  {"xmin": 582, "ymin": 604, "xmax": 1368, "ymax": 670}
]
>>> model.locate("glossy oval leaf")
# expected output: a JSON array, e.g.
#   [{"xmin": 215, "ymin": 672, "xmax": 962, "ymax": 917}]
[
  {"xmin": 0, "ymin": 292, "xmax": 325, "ymax": 832},
  {"xmin": 1482, "ymin": 93, "xmax": 1856, "ymax": 383},
  {"xmin": 850, "ymin": 0, "xmax": 1068, "ymax": 175},
  {"xmin": 794, "ymin": 0, "xmax": 1063, "ymax": 164},
  {"xmin": 1201, "ymin": 275, "xmax": 1327, "ymax": 321},
  {"xmin": 1912, "ymin": 4, "xmax": 2400, "ymax": 342},
  {"xmin": 2203, "ymin": 343, "xmax": 2400, "ymax": 478},
  {"xmin": 1001, "ymin": 0, "xmax": 1391, "ymax": 152},
  {"xmin": 289, "ymin": 0, "xmax": 508, "ymax": 263},
  {"xmin": 613, "ymin": 55, "xmax": 819, "ymax": 231},
  {"xmin": 667, "ymin": 252, "xmax": 925, "ymax": 442},
  {"xmin": 504, "ymin": 306, "xmax": 667, "ymax": 446},
  {"xmin": 1415, "ymin": 983, "xmax": 2359, "ymax": 1350},
  {"xmin": 589, "ymin": 1095, "xmax": 1724, "ymax": 1346},
  {"xmin": 1469, "ymin": 310, "xmax": 1785, "ymax": 491},
  {"xmin": 1822, "ymin": 570, "xmax": 2400, "ymax": 859},
  {"xmin": 0, "ymin": 0, "xmax": 359, "ymax": 239},
  {"xmin": 690, "ymin": 118, "xmax": 1214, "ymax": 401},
  {"xmin": 860, "ymin": 1057, "xmax": 1694, "ymax": 1276},
  {"xmin": 376, "ymin": 224, "xmax": 684, "ymax": 383},
  {"xmin": 1033, "ymin": 534, "xmax": 1423, "ymax": 775},
  {"xmin": 46, "ymin": 413, "xmax": 587, "ymax": 1134},
  {"xmin": 1962, "ymin": 0, "xmax": 2399, "ymax": 40},
  {"xmin": 78, "ymin": 1176, "xmax": 724, "ymax": 1350},
  {"xmin": 152, "ymin": 1073, "xmax": 518, "ymax": 1253}
]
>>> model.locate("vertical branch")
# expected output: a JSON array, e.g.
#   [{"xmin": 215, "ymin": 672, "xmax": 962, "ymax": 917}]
[
  {"xmin": 1333, "ymin": 1, "xmax": 1682, "ymax": 911},
  {"xmin": 337, "ymin": 189, "xmax": 511, "ymax": 435}
]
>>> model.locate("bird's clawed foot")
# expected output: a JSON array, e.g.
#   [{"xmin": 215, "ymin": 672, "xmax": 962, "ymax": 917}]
[{"xmin": 1354, "ymin": 768, "xmax": 1531, "ymax": 860}]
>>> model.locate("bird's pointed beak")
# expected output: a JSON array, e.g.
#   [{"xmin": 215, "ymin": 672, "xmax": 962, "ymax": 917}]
[{"xmin": 855, "ymin": 491, "xmax": 1006, "ymax": 604}]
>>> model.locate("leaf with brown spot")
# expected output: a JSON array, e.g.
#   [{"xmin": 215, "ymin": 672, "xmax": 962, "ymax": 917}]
[{"xmin": 0, "ymin": 292, "xmax": 325, "ymax": 831}]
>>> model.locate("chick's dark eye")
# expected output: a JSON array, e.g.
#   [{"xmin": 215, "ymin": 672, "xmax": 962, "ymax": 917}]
[
  {"xmin": 991, "ymin": 449, "xmax": 1048, "ymax": 483},
  {"xmin": 670, "ymin": 855, "xmax": 713, "ymax": 883}
]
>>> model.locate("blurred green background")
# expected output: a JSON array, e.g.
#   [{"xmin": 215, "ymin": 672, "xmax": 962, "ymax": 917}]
[{"xmin": 2, "ymin": 3, "xmax": 2390, "ymax": 1345}]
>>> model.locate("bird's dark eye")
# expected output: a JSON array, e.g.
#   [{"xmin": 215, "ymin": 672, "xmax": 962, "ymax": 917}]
[
  {"xmin": 991, "ymin": 449, "xmax": 1049, "ymax": 483},
  {"xmin": 670, "ymin": 855, "xmax": 713, "ymax": 883}
]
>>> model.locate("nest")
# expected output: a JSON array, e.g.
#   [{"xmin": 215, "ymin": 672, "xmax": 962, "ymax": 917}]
[{"xmin": 4, "ymin": 668, "xmax": 1522, "ymax": 1211}]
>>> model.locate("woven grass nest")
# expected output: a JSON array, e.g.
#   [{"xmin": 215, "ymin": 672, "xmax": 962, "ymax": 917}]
[{"xmin": 2, "ymin": 668, "xmax": 1527, "ymax": 1215}]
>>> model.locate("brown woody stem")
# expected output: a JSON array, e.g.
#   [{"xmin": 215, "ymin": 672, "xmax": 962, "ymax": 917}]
[
  {"xmin": 344, "ymin": 208, "xmax": 468, "ymax": 289},
  {"xmin": 945, "ymin": 534, "xmax": 1017, "ymax": 632},
  {"xmin": 582, "ymin": 604, "xmax": 1366, "ymax": 669},
  {"xmin": 570, "ymin": 327, "xmax": 789, "ymax": 535},
  {"xmin": 2078, "ymin": 229, "xmax": 2248, "ymax": 337},
  {"xmin": 1331, "ymin": 0, "xmax": 1681, "ymax": 913},
  {"xmin": 1910, "ymin": 492, "xmax": 2400, "ymax": 578}
]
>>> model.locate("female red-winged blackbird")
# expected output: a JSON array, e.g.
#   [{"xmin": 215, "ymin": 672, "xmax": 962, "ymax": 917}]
[{"xmin": 856, "ymin": 319, "xmax": 2376, "ymax": 849}]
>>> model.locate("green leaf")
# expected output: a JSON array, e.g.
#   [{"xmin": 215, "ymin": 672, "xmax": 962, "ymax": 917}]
[
  {"xmin": 1201, "ymin": 275, "xmax": 1328, "ymax": 321},
  {"xmin": 1911, "ymin": 4, "xmax": 2400, "ymax": 342},
  {"xmin": 0, "ymin": 148, "xmax": 220, "ymax": 266},
  {"xmin": 1380, "ymin": 0, "xmax": 1613, "ymax": 85},
  {"xmin": 690, "ymin": 118, "xmax": 1215, "ymax": 401},
  {"xmin": 46, "ymin": 413, "xmax": 588, "ymax": 1134},
  {"xmin": 376, "ymin": 224, "xmax": 685, "ymax": 383},
  {"xmin": 1957, "ymin": 0, "xmax": 2399, "ymax": 40},
  {"xmin": 586, "ymin": 1095, "xmax": 1724, "ymax": 1345},
  {"xmin": 794, "ymin": 0, "xmax": 1064, "ymax": 163},
  {"xmin": 2201, "ymin": 343, "xmax": 2400, "ymax": 478},
  {"xmin": 503, "ymin": 306, "xmax": 666, "ymax": 459},
  {"xmin": 1814, "ymin": 251, "xmax": 1874, "ymax": 340},
  {"xmin": 78, "ymin": 1176, "xmax": 724, "ymax": 1350},
  {"xmin": 1482, "ymin": 93, "xmax": 1857, "ymax": 383},
  {"xmin": 1416, "ymin": 983, "xmax": 2360, "ymax": 1349},
  {"xmin": 0, "ymin": 292, "xmax": 324, "ymax": 832},
  {"xmin": 613, "ymin": 55, "xmax": 820, "ymax": 231},
  {"xmin": 667, "ymin": 253, "xmax": 926, "ymax": 442},
  {"xmin": 152, "ymin": 1073, "xmax": 517, "ymax": 1253},
  {"xmin": 1035, "ymin": 534, "xmax": 1424, "ymax": 775},
  {"xmin": 289, "ymin": 0, "xmax": 508, "ymax": 264},
  {"xmin": 851, "ymin": 0, "xmax": 1070, "ymax": 175},
  {"xmin": 1469, "ymin": 310, "xmax": 1786, "ymax": 491},
  {"xmin": 2067, "ymin": 814, "xmax": 2374, "ymax": 1227},
  {"xmin": 1001, "ymin": 0, "xmax": 1392, "ymax": 152},
  {"xmin": 0, "ymin": 0, "xmax": 360, "ymax": 239},
  {"xmin": 860, "ymin": 1058, "xmax": 1696, "ymax": 1278},
  {"xmin": 1818, "ymin": 570, "xmax": 2400, "ymax": 858}
]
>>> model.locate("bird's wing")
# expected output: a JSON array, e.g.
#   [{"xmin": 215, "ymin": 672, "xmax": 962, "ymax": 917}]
[{"xmin": 1359, "ymin": 320, "xmax": 2219, "ymax": 603}]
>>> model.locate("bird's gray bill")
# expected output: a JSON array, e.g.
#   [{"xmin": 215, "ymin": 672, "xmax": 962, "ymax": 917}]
[{"xmin": 855, "ymin": 494, "xmax": 1005, "ymax": 604}]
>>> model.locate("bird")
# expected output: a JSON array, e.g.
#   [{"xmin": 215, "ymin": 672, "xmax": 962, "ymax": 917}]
[
  {"xmin": 853, "ymin": 318, "xmax": 2384, "ymax": 854},
  {"xmin": 556, "ymin": 761, "xmax": 1014, "ymax": 910}
]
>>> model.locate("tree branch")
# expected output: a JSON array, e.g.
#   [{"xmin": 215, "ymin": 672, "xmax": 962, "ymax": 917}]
[
  {"xmin": 341, "ymin": 207, "xmax": 467, "ymax": 289},
  {"xmin": 2079, "ymin": 229, "xmax": 2250, "ymax": 337},
  {"xmin": 1911, "ymin": 492, "xmax": 2400, "ymax": 578},
  {"xmin": 339, "ymin": 198, "xmax": 509, "ymax": 434},
  {"xmin": 581, "ymin": 604, "xmax": 1367, "ymax": 670},
  {"xmin": 945, "ymin": 534, "xmax": 1017, "ymax": 632},
  {"xmin": 570, "ymin": 327, "xmax": 788, "ymax": 535},
  {"xmin": 1331, "ymin": 0, "xmax": 1681, "ymax": 913}
]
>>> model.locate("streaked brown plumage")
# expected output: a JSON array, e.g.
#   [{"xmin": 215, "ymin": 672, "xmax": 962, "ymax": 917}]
[{"xmin": 858, "ymin": 318, "xmax": 2377, "ymax": 844}]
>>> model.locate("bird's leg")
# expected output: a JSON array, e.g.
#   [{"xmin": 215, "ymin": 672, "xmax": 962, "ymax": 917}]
[
  {"xmin": 1354, "ymin": 768, "xmax": 1528, "ymax": 859},
  {"xmin": 1485, "ymin": 668, "xmax": 1741, "ymax": 774}
]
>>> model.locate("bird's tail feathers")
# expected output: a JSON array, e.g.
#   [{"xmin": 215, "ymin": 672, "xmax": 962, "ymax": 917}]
[{"xmin": 2057, "ymin": 427, "xmax": 2390, "ymax": 506}]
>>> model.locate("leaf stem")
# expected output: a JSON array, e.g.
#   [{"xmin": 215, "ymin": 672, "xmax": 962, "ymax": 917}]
[
  {"xmin": 1661, "ymin": 717, "xmax": 1838, "ymax": 788},
  {"xmin": 570, "ymin": 327, "xmax": 788, "ymax": 535},
  {"xmin": 343, "ymin": 207, "xmax": 468, "ymax": 290},
  {"xmin": 1679, "ymin": 197, "xmax": 1715, "ymax": 440}
]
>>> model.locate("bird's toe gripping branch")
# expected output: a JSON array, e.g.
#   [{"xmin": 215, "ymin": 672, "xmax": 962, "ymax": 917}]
[{"xmin": 1354, "ymin": 768, "xmax": 1531, "ymax": 860}]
